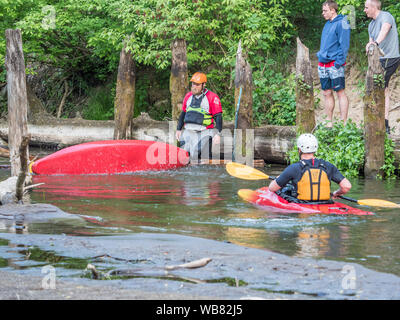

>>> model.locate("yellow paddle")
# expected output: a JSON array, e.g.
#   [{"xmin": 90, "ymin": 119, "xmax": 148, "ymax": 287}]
[
  {"xmin": 225, "ymin": 162, "xmax": 274, "ymax": 180},
  {"xmin": 226, "ymin": 162, "xmax": 400, "ymax": 208},
  {"xmin": 338, "ymin": 195, "xmax": 400, "ymax": 208}
]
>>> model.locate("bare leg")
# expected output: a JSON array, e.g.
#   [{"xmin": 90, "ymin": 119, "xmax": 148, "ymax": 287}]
[
  {"xmin": 336, "ymin": 89, "xmax": 349, "ymax": 125},
  {"xmin": 323, "ymin": 89, "xmax": 335, "ymax": 127}
]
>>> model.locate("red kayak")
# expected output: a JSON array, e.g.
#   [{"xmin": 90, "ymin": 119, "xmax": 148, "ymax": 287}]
[
  {"xmin": 30, "ymin": 140, "xmax": 189, "ymax": 175},
  {"xmin": 238, "ymin": 187, "xmax": 374, "ymax": 215}
]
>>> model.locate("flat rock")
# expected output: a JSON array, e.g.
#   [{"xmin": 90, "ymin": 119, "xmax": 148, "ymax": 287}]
[{"xmin": 0, "ymin": 203, "xmax": 84, "ymax": 222}]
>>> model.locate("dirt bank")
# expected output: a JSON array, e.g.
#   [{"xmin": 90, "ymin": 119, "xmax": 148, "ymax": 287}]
[{"xmin": 312, "ymin": 54, "xmax": 400, "ymax": 135}]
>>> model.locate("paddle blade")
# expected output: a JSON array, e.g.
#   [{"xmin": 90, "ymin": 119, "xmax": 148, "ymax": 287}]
[
  {"xmin": 357, "ymin": 199, "xmax": 400, "ymax": 208},
  {"xmin": 226, "ymin": 162, "xmax": 269, "ymax": 180},
  {"xmin": 238, "ymin": 189, "xmax": 258, "ymax": 202}
]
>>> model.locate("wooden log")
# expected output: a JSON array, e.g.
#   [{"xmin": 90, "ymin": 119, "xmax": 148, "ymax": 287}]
[
  {"xmin": 114, "ymin": 43, "xmax": 136, "ymax": 140},
  {"xmin": 2, "ymin": 115, "xmax": 400, "ymax": 167},
  {"xmin": 295, "ymin": 37, "xmax": 315, "ymax": 134},
  {"xmin": 0, "ymin": 116, "xmax": 298, "ymax": 165},
  {"xmin": 364, "ymin": 44, "xmax": 385, "ymax": 178},
  {"xmin": 234, "ymin": 40, "xmax": 254, "ymax": 164},
  {"xmin": 189, "ymin": 159, "xmax": 265, "ymax": 167},
  {"xmin": 170, "ymin": 39, "xmax": 189, "ymax": 121},
  {"xmin": 5, "ymin": 29, "xmax": 29, "ymax": 176},
  {"xmin": 15, "ymin": 135, "xmax": 30, "ymax": 202}
]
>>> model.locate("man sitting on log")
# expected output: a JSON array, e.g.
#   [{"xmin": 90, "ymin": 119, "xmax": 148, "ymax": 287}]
[
  {"xmin": 175, "ymin": 72, "xmax": 223, "ymax": 161},
  {"xmin": 268, "ymin": 133, "xmax": 352, "ymax": 204}
]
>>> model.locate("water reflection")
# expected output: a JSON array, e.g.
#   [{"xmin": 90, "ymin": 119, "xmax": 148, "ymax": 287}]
[{"xmin": 19, "ymin": 166, "xmax": 400, "ymax": 276}]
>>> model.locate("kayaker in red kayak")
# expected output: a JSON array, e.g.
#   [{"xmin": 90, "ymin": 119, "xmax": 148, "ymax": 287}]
[
  {"xmin": 175, "ymin": 72, "xmax": 223, "ymax": 160},
  {"xmin": 268, "ymin": 133, "xmax": 352, "ymax": 204}
]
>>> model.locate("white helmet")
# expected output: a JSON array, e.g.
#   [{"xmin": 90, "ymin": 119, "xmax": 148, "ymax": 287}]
[{"xmin": 297, "ymin": 133, "xmax": 318, "ymax": 153}]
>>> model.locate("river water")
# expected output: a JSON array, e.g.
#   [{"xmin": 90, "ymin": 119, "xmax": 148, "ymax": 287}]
[{"xmin": 1, "ymin": 164, "xmax": 397, "ymax": 277}]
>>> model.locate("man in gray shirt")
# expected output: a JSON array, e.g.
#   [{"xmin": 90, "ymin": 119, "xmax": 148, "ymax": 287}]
[{"xmin": 365, "ymin": 0, "xmax": 400, "ymax": 134}]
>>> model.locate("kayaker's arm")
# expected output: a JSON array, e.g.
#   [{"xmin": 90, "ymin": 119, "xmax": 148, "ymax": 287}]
[
  {"xmin": 213, "ymin": 112, "xmax": 222, "ymax": 133},
  {"xmin": 268, "ymin": 179, "xmax": 282, "ymax": 193},
  {"xmin": 332, "ymin": 178, "xmax": 352, "ymax": 198},
  {"xmin": 176, "ymin": 111, "xmax": 186, "ymax": 141},
  {"xmin": 177, "ymin": 111, "xmax": 186, "ymax": 131},
  {"xmin": 212, "ymin": 113, "xmax": 223, "ymax": 145}
]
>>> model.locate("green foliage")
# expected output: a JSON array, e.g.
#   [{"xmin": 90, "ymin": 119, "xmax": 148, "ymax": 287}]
[
  {"xmin": 133, "ymin": 75, "xmax": 150, "ymax": 118},
  {"xmin": 252, "ymin": 59, "xmax": 296, "ymax": 126},
  {"xmin": 387, "ymin": 1, "xmax": 400, "ymax": 34},
  {"xmin": 1, "ymin": 0, "xmax": 295, "ymax": 119},
  {"xmin": 82, "ymin": 84, "xmax": 115, "ymax": 120},
  {"xmin": 379, "ymin": 135, "xmax": 397, "ymax": 179},
  {"xmin": 1, "ymin": 0, "xmax": 399, "ymax": 124},
  {"xmin": 314, "ymin": 121, "xmax": 365, "ymax": 177}
]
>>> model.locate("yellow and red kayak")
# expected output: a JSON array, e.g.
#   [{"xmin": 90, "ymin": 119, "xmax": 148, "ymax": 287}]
[{"xmin": 238, "ymin": 187, "xmax": 374, "ymax": 215}]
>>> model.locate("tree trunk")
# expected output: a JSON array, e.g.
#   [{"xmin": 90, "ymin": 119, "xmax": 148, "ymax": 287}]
[
  {"xmin": 5, "ymin": 29, "xmax": 29, "ymax": 177},
  {"xmin": 170, "ymin": 39, "xmax": 188, "ymax": 121},
  {"xmin": 295, "ymin": 37, "xmax": 315, "ymax": 134},
  {"xmin": 114, "ymin": 43, "xmax": 136, "ymax": 140},
  {"xmin": 15, "ymin": 135, "xmax": 30, "ymax": 202},
  {"xmin": 233, "ymin": 40, "xmax": 253, "ymax": 164},
  {"xmin": 364, "ymin": 44, "xmax": 385, "ymax": 178},
  {"xmin": 57, "ymin": 80, "xmax": 71, "ymax": 118}
]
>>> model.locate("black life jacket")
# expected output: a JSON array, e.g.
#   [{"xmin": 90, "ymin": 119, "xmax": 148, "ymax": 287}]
[{"xmin": 184, "ymin": 90, "xmax": 213, "ymax": 126}]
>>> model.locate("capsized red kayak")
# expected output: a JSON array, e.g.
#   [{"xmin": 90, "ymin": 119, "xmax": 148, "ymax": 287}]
[
  {"xmin": 30, "ymin": 140, "xmax": 189, "ymax": 175},
  {"xmin": 238, "ymin": 187, "xmax": 374, "ymax": 215}
]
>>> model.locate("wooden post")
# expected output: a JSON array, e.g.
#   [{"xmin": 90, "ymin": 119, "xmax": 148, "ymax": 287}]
[
  {"xmin": 364, "ymin": 44, "xmax": 385, "ymax": 178},
  {"xmin": 234, "ymin": 40, "xmax": 254, "ymax": 163},
  {"xmin": 296, "ymin": 38, "xmax": 315, "ymax": 134},
  {"xmin": 170, "ymin": 39, "xmax": 188, "ymax": 121},
  {"xmin": 15, "ymin": 135, "xmax": 30, "ymax": 202},
  {"xmin": 114, "ymin": 43, "xmax": 136, "ymax": 140},
  {"xmin": 5, "ymin": 29, "xmax": 29, "ymax": 177}
]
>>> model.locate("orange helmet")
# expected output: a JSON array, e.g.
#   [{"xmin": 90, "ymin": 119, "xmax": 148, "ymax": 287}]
[{"xmin": 190, "ymin": 72, "xmax": 207, "ymax": 84}]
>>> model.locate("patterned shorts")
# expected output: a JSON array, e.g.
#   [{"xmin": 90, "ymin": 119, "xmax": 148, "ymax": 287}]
[{"xmin": 318, "ymin": 61, "xmax": 346, "ymax": 91}]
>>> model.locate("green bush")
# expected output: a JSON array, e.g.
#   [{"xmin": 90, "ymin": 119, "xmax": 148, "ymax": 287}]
[
  {"xmin": 252, "ymin": 59, "xmax": 296, "ymax": 126},
  {"xmin": 379, "ymin": 135, "xmax": 397, "ymax": 179},
  {"xmin": 82, "ymin": 85, "xmax": 115, "ymax": 120}
]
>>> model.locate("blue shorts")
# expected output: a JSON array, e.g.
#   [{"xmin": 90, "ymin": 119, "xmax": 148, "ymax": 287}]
[{"xmin": 318, "ymin": 63, "xmax": 346, "ymax": 91}]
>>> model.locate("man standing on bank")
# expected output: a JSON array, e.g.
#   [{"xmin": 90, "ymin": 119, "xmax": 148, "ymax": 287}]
[
  {"xmin": 365, "ymin": 0, "xmax": 400, "ymax": 134},
  {"xmin": 175, "ymin": 72, "xmax": 223, "ymax": 160},
  {"xmin": 317, "ymin": 1, "xmax": 351, "ymax": 128}
]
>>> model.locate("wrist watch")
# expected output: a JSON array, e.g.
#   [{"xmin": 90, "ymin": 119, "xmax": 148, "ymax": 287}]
[{"xmin": 374, "ymin": 40, "xmax": 379, "ymax": 46}]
